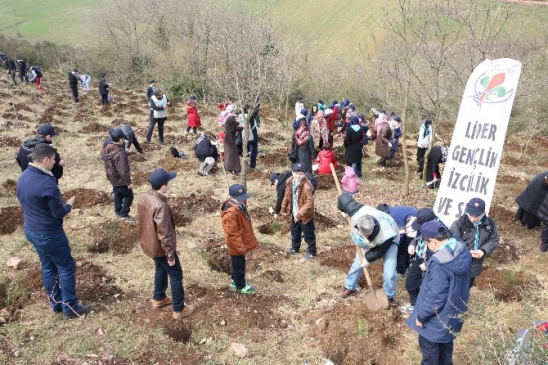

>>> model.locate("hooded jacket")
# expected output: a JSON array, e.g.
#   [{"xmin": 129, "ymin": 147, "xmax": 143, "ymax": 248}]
[
  {"xmin": 220, "ymin": 200, "xmax": 259, "ymax": 256},
  {"xmin": 341, "ymin": 166, "xmax": 359, "ymax": 193},
  {"xmin": 16, "ymin": 137, "xmax": 63, "ymax": 181},
  {"xmin": 515, "ymin": 170, "xmax": 548, "ymax": 222},
  {"xmin": 450, "ymin": 214, "xmax": 499, "ymax": 278},
  {"xmin": 102, "ymin": 142, "xmax": 131, "ymax": 186},
  {"xmin": 317, "ymin": 149, "xmax": 338, "ymax": 175},
  {"xmin": 273, "ymin": 171, "xmax": 317, "ymax": 214},
  {"xmin": 407, "ymin": 239, "xmax": 472, "ymax": 343},
  {"xmin": 137, "ymin": 190, "xmax": 176, "ymax": 258}
]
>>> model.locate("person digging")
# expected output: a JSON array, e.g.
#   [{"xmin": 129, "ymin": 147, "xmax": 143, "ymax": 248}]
[{"xmin": 337, "ymin": 193, "xmax": 400, "ymax": 308}]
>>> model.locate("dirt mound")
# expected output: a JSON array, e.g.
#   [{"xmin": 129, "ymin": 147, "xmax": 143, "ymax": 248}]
[
  {"xmin": 111, "ymin": 117, "xmax": 136, "ymax": 127},
  {"xmin": 259, "ymin": 150, "xmax": 290, "ymax": 168},
  {"xmin": 248, "ymin": 207, "xmax": 271, "ymax": 221},
  {"xmin": 127, "ymin": 151, "xmax": 146, "ymax": 162},
  {"xmin": 0, "ymin": 120, "xmax": 30, "ymax": 131},
  {"xmin": 319, "ymin": 245, "xmax": 356, "ymax": 273},
  {"xmin": 307, "ymin": 302, "xmax": 404, "ymax": 365},
  {"xmin": 475, "ymin": 267, "xmax": 539, "ymax": 302},
  {"xmin": 81, "ymin": 122, "xmax": 109, "ymax": 133},
  {"xmin": 315, "ymin": 174, "xmax": 337, "ymax": 190},
  {"xmin": 203, "ymin": 237, "xmax": 231, "ymax": 274},
  {"xmin": 163, "ymin": 134, "xmax": 187, "ymax": 145},
  {"xmin": 0, "ymin": 206, "xmax": 23, "ymax": 235},
  {"xmin": 87, "ymin": 220, "xmax": 139, "ymax": 255},
  {"xmin": 23, "ymin": 259, "xmax": 124, "ymax": 308},
  {"xmin": 490, "ymin": 205, "xmax": 517, "ymax": 228},
  {"xmin": 489, "ymin": 234, "xmax": 522, "ymax": 264},
  {"xmin": 61, "ymin": 188, "xmax": 110, "ymax": 208},
  {"xmin": 0, "ymin": 136, "xmax": 21, "ymax": 147},
  {"xmin": 1, "ymin": 179, "xmax": 17, "ymax": 196},
  {"xmin": 1, "ymin": 111, "xmax": 28, "ymax": 121},
  {"xmin": 131, "ymin": 171, "xmax": 150, "ymax": 186},
  {"xmin": 73, "ymin": 111, "xmax": 97, "ymax": 123},
  {"xmin": 168, "ymin": 193, "xmax": 220, "ymax": 226},
  {"xmin": 142, "ymin": 142, "xmax": 163, "ymax": 152},
  {"xmin": 246, "ymin": 168, "xmax": 269, "ymax": 181},
  {"xmin": 258, "ymin": 211, "xmax": 341, "ymax": 236}
]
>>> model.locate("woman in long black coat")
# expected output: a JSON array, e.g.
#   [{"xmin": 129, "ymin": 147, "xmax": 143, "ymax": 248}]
[
  {"xmin": 515, "ymin": 170, "xmax": 548, "ymax": 251},
  {"xmin": 291, "ymin": 118, "xmax": 316, "ymax": 174},
  {"xmin": 344, "ymin": 116, "xmax": 364, "ymax": 177}
]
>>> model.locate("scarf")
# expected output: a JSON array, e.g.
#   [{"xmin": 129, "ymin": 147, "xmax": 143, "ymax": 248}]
[
  {"xmin": 295, "ymin": 122, "xmax": 310, "ymax": 146},
  {"xmin": 473, "ymin": 216, "xmax": 485, "ymax": 250},
  {"xmin": 422, "ymin": 123, "xmax": 431, "ymax": 137},
  {"xmin": 292, "ymin": 179, "xmax": 301, "ymax": 216}
]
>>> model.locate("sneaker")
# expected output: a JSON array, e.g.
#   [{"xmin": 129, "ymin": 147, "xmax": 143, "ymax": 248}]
[
  {"xmin": 152, "ymin": 297, "xmax": 172, "ymax": 309},
  {"xmin": 173, "ymin": 304, "xmax": 195, "ymax": 319},
  {"xmin": 229, "ymin": 280, "xmax": 237, "ymax": 290},
  {"xmin": 303, "ymin": 252, "xmax": 316, "ymax": 260},
  {"xmin": 398, "ymin": 304, "xmax": 414, "ymax": 313},
  {"xmin": 118, "ymin": 215, "xmax": 136, "ymax": 223},
  {"xmin": 285, "ymin": 248, "xmax": 298, "ymax": 255},
  {"xmin": 340, "ymin": 288, "xmax": 357, "ymax": 298},
  {"xmin": 387, "ymin": 298, "xmax": 399, "ymax": 309},
  {"xmin": 240, "ymin": 285, "xmax": 256, "ymax": 295},
  {"xmin": 539, "ymin": 240, "xmax": 548, "ymax": 253},
  {"xmin": 159, "ymin": 142, "xmax": 165, "ymax": 146},
  {"xmin": 63, "ymin": 303, "xmax": 92, "ymax": 320},
  {"xmin": 52, "ymin": 306, "xmax": 63, "ymax": 314}
]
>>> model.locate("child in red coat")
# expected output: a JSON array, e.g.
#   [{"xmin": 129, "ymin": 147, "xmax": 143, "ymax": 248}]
[
  {"xmin": 316, "ymin": 144, "xmax": 338, "ymax": 174},
  {"xmin": 186, "ymin": 95, "xmax": 201, "ymax": 135}
]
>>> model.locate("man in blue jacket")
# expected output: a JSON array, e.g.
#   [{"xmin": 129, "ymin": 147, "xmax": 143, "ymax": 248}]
[
  {"xmin": 406, "ymin": 220, "xmax": 472, "ymax": 365},
  {"xmin": 17, "ymin": 143, "xmax": 91, "ymax": 319}
]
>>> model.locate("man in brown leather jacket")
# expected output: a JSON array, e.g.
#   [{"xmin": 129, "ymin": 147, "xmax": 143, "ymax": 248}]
[
  {"xmin": 102, "ymin": 129, "xmax": 134, "ymax": 223},
  {"xmin": 137, "ymin": 168, "xmax": 195, "ymax": 320},
  {"xmin": 281, "ymin": 163, "xmax": 317, "ymax": 260}
]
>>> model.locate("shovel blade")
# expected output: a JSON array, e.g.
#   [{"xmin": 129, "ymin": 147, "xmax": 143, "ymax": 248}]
[{"xmin": 363, "ymin": 289, "xmax": 389, "ymax": 311}]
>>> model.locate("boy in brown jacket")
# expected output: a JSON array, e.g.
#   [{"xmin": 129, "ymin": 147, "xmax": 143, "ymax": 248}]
[
  {"xmin": 221, "ymin": 184, "xmax": 259, "ymax": 294},
  {"xmin": 281, "ymin": 163, "xmax": 317, "ymax": 260},
  {"xmin": 137, "ymin": 168, "xmax": 195, "ymax": 319}
]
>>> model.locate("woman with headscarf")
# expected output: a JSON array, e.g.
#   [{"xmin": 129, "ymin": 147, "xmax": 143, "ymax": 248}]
[
  {"xmin": 307, "ymin": 104, "xmax": 319, "ymax": 128},
  {"xmin": 291, "ymin": 117, "xmax": 317, "ymax": 174},
  {"xmin": 515, "ymin": 171, "xmax": 548, "ymax": 251},
  {"xmin": 375, "ymin": 116, "xmax": 393, "ymax": 167},
  {"xmin": 417, "ymin": 119, "xmax": 433, "ymax": 173},
  {"xmin": 344, "ymin": 116, "xmax": 365, "ymax": 177},
  {"xmin": 223, "ymin": 109, "xmax": 243, "ymax": 174},
  {"xmin": 310, "ymin": 111, "xmax": 329, "ymax": 151}
]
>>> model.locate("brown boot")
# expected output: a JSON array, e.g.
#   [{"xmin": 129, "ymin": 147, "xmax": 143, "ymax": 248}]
[
  {"xmin": 340, "ymin": 288, "xmax": 357, "ymax": 298},
  {"xmin": 152, "ymin": 297, "xmax": 172, "ymax": 309},
  {"xmin": 387, "ymin": 298, "xmax": 399, "ymax": 309},
  {"xmin": 173, "ymin": 304, "xmax": 196, "ymax": 319}
]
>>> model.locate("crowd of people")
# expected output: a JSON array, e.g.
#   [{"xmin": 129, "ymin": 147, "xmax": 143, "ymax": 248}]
[{"xmin": 9, "ymin": 72, "xmax": 547, "ymax": 364}]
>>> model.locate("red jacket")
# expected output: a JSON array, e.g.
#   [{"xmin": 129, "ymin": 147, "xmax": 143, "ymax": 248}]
[
  {"xmin": 325, "ymin": 105, "xmax": 339, "ymax": 134},
  {"xmin": 186, "ymin": 101, "xmax": 201, "ymax": 128},
  {"xmin": 317, "ymin": 149, "xmax": 338, "ymax": 174}
]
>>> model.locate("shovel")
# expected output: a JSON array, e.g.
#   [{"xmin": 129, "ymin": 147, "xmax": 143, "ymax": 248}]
[{"xmin": 330, "ymin": 163, "xmax": 388, "ymax": 311}]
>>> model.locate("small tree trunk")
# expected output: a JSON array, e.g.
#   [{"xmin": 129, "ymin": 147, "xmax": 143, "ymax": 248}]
[{"xmin": 401, "ymin": 94, "xmax": 410, "ymax": 196}]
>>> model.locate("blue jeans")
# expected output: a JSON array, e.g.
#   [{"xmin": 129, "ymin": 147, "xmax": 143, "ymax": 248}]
[
  {"xmin": 344, "ymin": 242, "xmax": 398, "ymax": 298},
  {"xmin": 153, "ymin": 252, "xmax": 185, "ymax": 312},
  {"xmin": 113, "ymin": 185, "xmax": 133, "ymax": 217},
  {"xmin": 24, "ymin": 228, "xmax": 78, "ymax": 314}
]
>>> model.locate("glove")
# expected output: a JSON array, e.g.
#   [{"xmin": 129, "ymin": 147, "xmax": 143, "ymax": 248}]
[
  {"xmin": 388, "ymin": 143, "xmax": 392, "ymax": 148},
  {"xmin": 360, "ymin": 258, "xmax": 369, "ymax": 268}
]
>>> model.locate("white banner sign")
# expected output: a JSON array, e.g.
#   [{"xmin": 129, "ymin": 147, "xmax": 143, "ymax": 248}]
[{"xmin": 434, "ymin": 58, "xmax": 522, "ymax": 227}]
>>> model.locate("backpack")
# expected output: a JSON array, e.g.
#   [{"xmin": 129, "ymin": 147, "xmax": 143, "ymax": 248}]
[{"xmin": 198, "ymin": 157, "xmax": 216, "ymax": 176}]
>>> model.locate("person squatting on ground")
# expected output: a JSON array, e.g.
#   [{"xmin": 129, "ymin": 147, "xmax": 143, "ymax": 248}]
[
  {"xmin": 514, "ymin": 170, "xmax": 548, "ymax": 252},
  {"xmin": 220, "ymin": 184, "xmax": 259, "ymax": 294},
  {"xmin": 29, "ymin": 66, "xmax": 42, "ymax": 89},
  {"xmin": 17, "ymin": 143, "xmax": 92, "ymax": 319},
  {"xmin": 406, "ymin": 220, "xmax": 472, "ymax": 365},
  {"xmin": 99, "ymin": 74, "xmax": 110, "ymax": 107},
  {"xmin": 270, "ymin": 170, "xmax": 317, "ymax": 217},
  {"xmin": 185, "ymin": 94, "xmax": 201, "ymax": 136},
  {"xmin": 281, "ymin": 163, "xmax": 317, "ymax": 260},
  {"xmin": 316, "ymin": 144, "xmax": 338, "ymax": 175},
  {"xmin": 341, "ymin": 166, "xmax": 359, "ymax": 195},
  {"xmin": 101, "ymin": 125, "xmax": 144, "ymax": 158},
  {"xmin": 102, "ymin": 129, "xmax": 134, "ymax": 223},
  {"xmin": 17, "ymin": 123, "xmax": 64, "ymax": 185},
  {"xmin": 416, "ymin": 119, "xmax": 433, "ymax": 173},
  {"xmin": 146, "ymin": 89, "xmax": 171, "ymax": 145},
  {"xmin": 194, "ymin": 133, "xmax": 219, "ymax": 162},
  {"xmin": 68, "ymin": 69, "xmax": 79, "ymax": 102},
  {"xmin": 376, "ymin": 204, "xmax": 418, "ymax": 276},
  {"xmin": 450, "ymin": 197, "xmax": 499, "ymax": 288},
  {"xmin": 337, "ymin": 193, "xmax": 400, "ymax": 308},
  {"xmin": 78, "ymin": 74, "xmax": 91, "ymax": 92},
  {"xmin": 137, "ymin": 169, "xmax": 196, "ymax": 319}
]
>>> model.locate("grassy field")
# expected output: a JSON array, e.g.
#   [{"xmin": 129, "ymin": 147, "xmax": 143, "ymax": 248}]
[{"xmin": 0, "ymin": 0, "xmax": 107, "ymax": 44}]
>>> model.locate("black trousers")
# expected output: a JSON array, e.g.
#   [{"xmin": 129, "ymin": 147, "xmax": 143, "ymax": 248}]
[
  {"xmin": 101, "ymin": 94, "xmax": 109, "ymax": 106},
  {"xmin": 417, "ymin": 147, "xmax": 427, "ymax": 173},
  {"xmin": 146, "ymin": 117, "xmax": 167, "ymax": 143},
  {"xmin": 70, "ymin": 86, "xmax": 78, "ymax": 102},
  {"xmin": 397, "ymin": 235, "xmax": 413, "ymax": 275},
  {"xmin": 231, "ymin": 255, "xmax": 246, "ymax": 289},
  {"xmin": 419, "ymin": 335, "xmax": 454, "ymax": 365},
  {"xmin": 290, "ymin": 217, "xmax": 317, "ymax": 256},
  {"xmin": 113, "ymin": 185, "xmax": 134, "ymax": 217},
  {"xmin": 405, "ymin": 260, "xmax": 424, "ymax": 306}
]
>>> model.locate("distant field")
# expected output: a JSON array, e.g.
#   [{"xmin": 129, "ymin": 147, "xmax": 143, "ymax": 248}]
[{"xmin": 0, "ymin": 0, "xmax": 107, "ymax": 44}]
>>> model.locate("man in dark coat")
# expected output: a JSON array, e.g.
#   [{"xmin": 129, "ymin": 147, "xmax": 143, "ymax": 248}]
[
  {"xmin": 194, "ymin": 133, "xmax": 219, "ymax": 162},
  {"xmin": 515, "ymin": 171, "xmax": 548, "ymax": 251},
  {"xmin": 5, "ymin": 57, "xmax": 17, "ymax": 86},
  {"xmin": 17, "ymin": 59, "xmax": 27, "ymax": 83},
  {"xmin": 450, "ymin": 197, "xmax": 499, "ymax": 287},
  {"xmin": 421, "ymin": 145, "xmax": 449, "ymax": 188},
  {"xmin": 16, "ymin": 124, "xmax": 64, "ymax": 184},
  {"xmin": 99, "ymin": 75, "xmax": 110, "ymax": 107},
  {"xmin": 68, "ymin": 69, "xmax": 79, "ymax": 102},
  {"xmin": 344, "ymin": 116, "xmax": 364, "ymax": 178}
]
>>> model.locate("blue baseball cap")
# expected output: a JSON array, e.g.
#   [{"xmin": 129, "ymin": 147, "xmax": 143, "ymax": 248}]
[
  {"xmin": 149, "ymin": 169, "xmax": 177, "ymax": 187},
  {"xmin": 421, "ymin": 220, "xmax": 448, "ymax": 240},
  {"xmin": 229, "ymin": 184, "xmax": 249, "ymax": 201},
  {"xmin": 411, "ymin": 208, "xmax": 437, "ymax": 231},
  {"xmin": 37, "ymin": 124, "xmax": 58, "ymax": 136},
  {"xmin": 292, "ymin": 163, "xmax": 305, "ymax": 172}
]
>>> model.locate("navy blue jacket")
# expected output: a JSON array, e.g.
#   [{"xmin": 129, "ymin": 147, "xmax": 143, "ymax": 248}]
[
  {"xmin": 385, "ymin": 206, "xmax": 417, "ymax": 230},
  {"xmin": 407, "ymin": 238, "xmax": 471, "ymax": 343},
  {"xmin": 195, "ymin": 137, "xmax": 216, "ymax": 162},
  {"xmin": 16, "ymin": 137, "xmax": 63, "ymax": 182},
  {"xmin": 17, "ymin": 165, "xmax": 71, "ymax": 233}
]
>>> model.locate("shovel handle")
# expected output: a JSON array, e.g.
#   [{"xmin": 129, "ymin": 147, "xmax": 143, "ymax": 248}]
[{"xmin": 329, "ymin": 163, "xmax": 376, "ymax": 293}]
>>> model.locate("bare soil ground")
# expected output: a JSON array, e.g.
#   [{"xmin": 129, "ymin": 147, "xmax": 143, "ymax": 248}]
[{"xmin": 0, "ymin": 72, "xmax": 547, "ymax": 365}]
